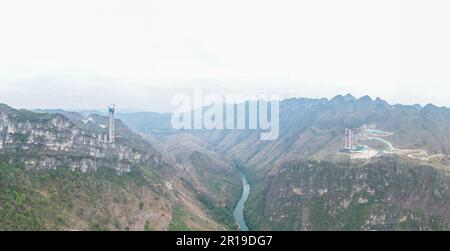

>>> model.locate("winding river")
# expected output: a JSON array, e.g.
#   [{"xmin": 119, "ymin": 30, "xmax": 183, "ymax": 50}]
[{"xmin": 233, "ymin": 171, "xmax": 250, "ymax": 231}]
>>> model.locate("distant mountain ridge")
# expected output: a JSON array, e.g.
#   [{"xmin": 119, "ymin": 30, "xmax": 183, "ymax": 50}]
[
  {"xmin": 1, "ymin": 104, "xmax": 163, "ymax": 172},
  {"xmin": 117, "ymin": 94, "xmax": 450, "ymax": 175},
  {"xmin": 116, "ymin": 94, "xmax": 450, "ymax": 231},
  {"xmin": 0, "ymin": 103, "xmax": 239, "ymax": 231},
  {"xmin": 3, "ymin": 94, "xmax": 449, "ymax": 231}
]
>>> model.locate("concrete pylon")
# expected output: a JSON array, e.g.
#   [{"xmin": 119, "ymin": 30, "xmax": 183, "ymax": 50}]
[{"xmin": 108, "ymin": 105, "xmax": 115, "ymax": 143}]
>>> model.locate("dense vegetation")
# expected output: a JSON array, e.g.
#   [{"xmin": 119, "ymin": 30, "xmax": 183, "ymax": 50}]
[
  {"xmin": 0, "ymin": 161, "xmax": 167, "ymax": 231},
  {"xmin": 245, "ymin": 158, "xmax": 450, "ymax": 231}
]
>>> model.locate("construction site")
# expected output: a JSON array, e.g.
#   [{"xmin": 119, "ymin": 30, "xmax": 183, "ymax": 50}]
[
  {"xmin": 340, "ymin": 127, "xmax": 378, "ymax": 159},
  {"xmin": 340, "ymin": 125, "xmax": 448, "ymax": 162}
]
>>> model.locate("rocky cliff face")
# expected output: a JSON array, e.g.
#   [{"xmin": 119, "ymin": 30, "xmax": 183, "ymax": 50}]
[
  {"xmin": 141, "ymin": 132, "xmax": 242, "ymax": 229},
  {"xmin": 247, "ymin": 158, "xmax": 449, "ymax": 231},
  {"xmin": 188, "ymin": 96, "xmax": 450, "ymax": 176},
  {"xmin": 79, "ymin": 96, "xmax": 450, "ymax": 231},
  {"xmin": 0, "ymin": 104, "xmax": 163, "ymax": 172},
  {"xmin": 0, "ymin": 104, "xmax": 234, "ymax": 231}
]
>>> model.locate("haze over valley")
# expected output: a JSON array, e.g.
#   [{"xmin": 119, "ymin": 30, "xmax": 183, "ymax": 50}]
[
  {"xmin": 1, "ymin": 0, "xmax": 450, "ymax": 231},
  {"xmin": 1, "ymin": 94, "xmax": 449, "ymax": 230}
]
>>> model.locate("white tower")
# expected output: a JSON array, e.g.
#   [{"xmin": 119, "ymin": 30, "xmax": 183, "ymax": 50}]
[
  {"xmin": 348, "ymin": 128, "xmax": 353, "ymax": 149},
  {"xmin": 345, "ymin": 128, "xmax": 354, "ymax": 149},
  {"xmin": 108, "ymin": 104, "xmax": 115, "ymax": 143},
  {"xmin": 345, "ymin": 129, "xmax": 349, "ymax": 148}
]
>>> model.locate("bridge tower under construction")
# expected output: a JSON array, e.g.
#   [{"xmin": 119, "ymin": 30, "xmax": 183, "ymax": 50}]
[
  {"xmin": 344, "ymin": 128, "xmax": 361, "ymax": 149},
  {"xmin": 108, "ymin": 104, "xmax": 115, "ymax": 143}
]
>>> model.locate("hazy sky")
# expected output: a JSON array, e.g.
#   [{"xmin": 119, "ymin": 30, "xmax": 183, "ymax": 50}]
[{"xmin": 0, "ymin": 0, "xmax": 449, "ymax": 112}]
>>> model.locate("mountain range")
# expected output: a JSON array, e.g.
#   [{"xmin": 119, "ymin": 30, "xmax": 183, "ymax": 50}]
[
  {"xmin": 0, "ymin": 104, "xmax": 238, "ymax": 230},
  {"xmin": 118, "ymin": 94, "xmax": 450, "ymax": 230},
  {"xmin": 1, "ymin": 94, "xmax": 449, "ymax": 230}
]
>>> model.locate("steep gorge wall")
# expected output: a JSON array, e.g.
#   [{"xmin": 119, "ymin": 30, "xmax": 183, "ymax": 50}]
[
  {"xmin": 0, "ymin": 105, "xmax": 163, "ymax": 172},
  {"xmin": 246, "ymin": 158, "xmax": 450, "ymax": 231}
]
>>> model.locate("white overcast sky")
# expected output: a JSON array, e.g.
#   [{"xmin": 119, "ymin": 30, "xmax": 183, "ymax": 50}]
[{"xmin": 0, "ymin": 0, "xmax": 449, "ymax": 112}]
